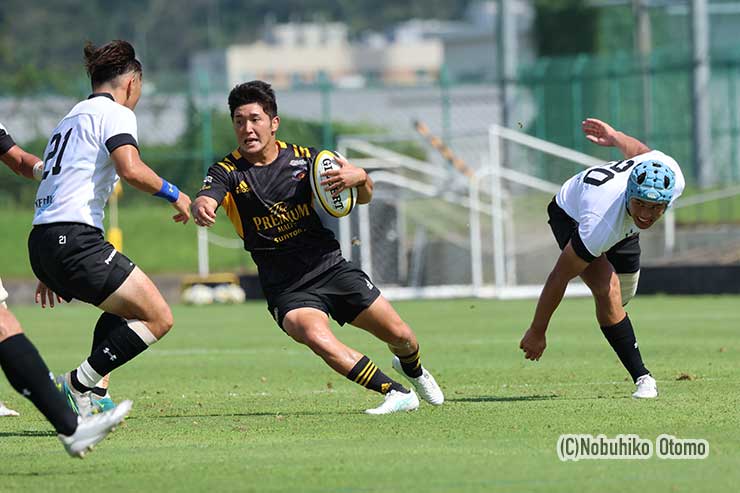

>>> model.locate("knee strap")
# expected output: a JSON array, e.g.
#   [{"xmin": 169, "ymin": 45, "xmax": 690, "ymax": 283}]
[{"xmin": 618, "ymin": 271, "xmax": 640, "ymax": 306}]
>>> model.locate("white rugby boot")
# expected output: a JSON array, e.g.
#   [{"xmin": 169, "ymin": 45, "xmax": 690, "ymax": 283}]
[
  {"xmin": 58, "ymin": 400, "xmax": 132, "ymax": 458},
  {"xmin": 392, "ymin": 356, "xmax": 444, "ymax": 406},
  {"xmin": 632, "ymin": 374, "xmax": 658, "ymax": 399},
  {"xmin": 364, "ymin": 389, "xmax": 419, "ymax": 415},
  {"xmin": 56, "ymin": 373, "xmax": 93, "ymax": 416},
  {"xmin": 0, "ymin": 401, "xmax": 19, "ymax": 417}
]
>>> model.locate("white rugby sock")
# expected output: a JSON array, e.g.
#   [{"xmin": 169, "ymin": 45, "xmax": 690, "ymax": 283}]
[{"xmin": 76, "ymin": 360, "xmax": 104, "ymax": 389}]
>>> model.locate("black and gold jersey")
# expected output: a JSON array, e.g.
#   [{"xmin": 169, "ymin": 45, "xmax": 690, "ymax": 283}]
[{"xmin": 196, "ymin": 140, "xmax": 344, "ymax": 296}]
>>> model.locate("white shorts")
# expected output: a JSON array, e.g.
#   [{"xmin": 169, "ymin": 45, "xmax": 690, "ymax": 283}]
[{"xmin": 0, "ymin": 277, "xmax": 7, "ymax": 307}]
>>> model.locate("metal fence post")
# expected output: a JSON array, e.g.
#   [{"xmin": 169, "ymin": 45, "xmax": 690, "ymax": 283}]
[
  {"xmin": 336, "ymin": 139, "xmax": 353, "ymax": 261},
  {"xmin": 730, "ymin": 63, "xmax": 739, "ymax": 181},
  {"xmin": 320, "ymin": 72, "xmax": 333, "ymax": 150},
  {"xmin": 358, "ymin": 200, "xmax": 373, "ymax": 280},
  {"xmin": 469, "ymin": 171, "xmax": 483, "ymax": 297},
  {"xmin": 197, "ymin": 70, "xmax": 213, "ymax": 277},
  {"xmin": 440, "ymin": 64, "xmax": 452, "ymax": 145},
  {"xmin": 489, "ymin": 125, "xmax": 506, "ymax": 293},
  {"xmin": 664, "ymin": 208, "xmax": 676, "ymax": 256},
  {"xmin": 571, "ymin": 55, "xmax": 588, "ymax": 151}
]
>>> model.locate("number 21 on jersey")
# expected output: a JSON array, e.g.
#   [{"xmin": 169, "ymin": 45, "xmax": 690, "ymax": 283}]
[{"xmin": 42, "ymin": 128, "xmax": 72, "ymax": 179}]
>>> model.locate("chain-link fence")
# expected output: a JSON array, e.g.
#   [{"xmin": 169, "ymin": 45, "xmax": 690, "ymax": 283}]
[
  {"xmin": 517, "ymin": 45, "xmax": 740, "ymax": 188},
  {"xmin": 5, "ymin": 45, "xmax": 740, "ymax": 278}
]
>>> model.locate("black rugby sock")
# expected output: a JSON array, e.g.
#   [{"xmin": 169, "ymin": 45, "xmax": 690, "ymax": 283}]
[
  {"xmin": 82, "ymin": 312, "xmax": 125, "ymax": 391},
  {"xmin": 395, "ymin": 347, "xmax": 423, "ymax": 378},
  {"xmin": 347, "ymin": 355, "xmax": 408, "ymax": 394},
  {"xmin": 92, "ymin": 386, "xmax": 108, "ymax": 398},
  {"xmin": 92, "ymin": 312, "xmax": 124, "ymax": 354},
  {"xmin": 600, "ymin": 314, "xmax": 649, "ymax": 383},
  {"xmin": 0, "ymin": 334, "xmax": 77, "ymax": 436},
  {"xmin": 87, "ymin": 326, "xmax": 150, "ymax": 377}
]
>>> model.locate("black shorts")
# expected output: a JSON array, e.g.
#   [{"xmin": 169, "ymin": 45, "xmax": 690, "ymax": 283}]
[
  {"xmin": 28, "ymin": 223, "xmax": 136, "ymax": 305},
  {"xmin": 547, "ymin": 198, "xmax": 640, "ymax": 274},
  {"xmin": 267, "ymin": 260, "xmax": 382, "ymax": 329}
]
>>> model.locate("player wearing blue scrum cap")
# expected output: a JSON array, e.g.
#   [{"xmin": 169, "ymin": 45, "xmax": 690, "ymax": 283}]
[{"xmin": 519, "ymin": 118, "xmax": 685, "ymax": 399}]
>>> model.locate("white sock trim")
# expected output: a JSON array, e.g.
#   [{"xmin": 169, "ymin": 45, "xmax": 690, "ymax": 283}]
[
  {"xmin": 127, "ymin": 319, "xmax": 158, "ymax": 346},
  {"xmin": 77, "ymin": 361, "xmax": 104, "ymax": 388}
]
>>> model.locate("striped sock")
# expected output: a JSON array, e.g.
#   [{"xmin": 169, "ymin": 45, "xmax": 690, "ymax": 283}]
[
  {"xmin": 396, "ymin": 347, "xmax": 422, "ymax": 378},
  {"xmin": 347, "ymin": 356, "xmax": 408, "ymax": 395}
]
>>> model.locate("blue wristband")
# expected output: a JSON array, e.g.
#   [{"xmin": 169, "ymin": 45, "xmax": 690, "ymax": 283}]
[{"xmin": 154, "ymin": 179, "xmax": 179, "ymax": 203}]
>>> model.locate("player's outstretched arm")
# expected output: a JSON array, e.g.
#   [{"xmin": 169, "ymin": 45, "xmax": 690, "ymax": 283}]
[
  {"xmin": 582, "ymin": 118, "xmax": 650, "ymax": 159},
  {"xmin": 191, "ymin": 196, "xmax": 219, "ymax": 227},
  {"xmin": 520, "ymin": 242, "xmax": 589, "ymax": 361},
  {"xmin": 320, "ymin": 153, "xmax": 374, "ymax": 204},
  {"xmin": 1, "ymin": 145, "xmax": 44, "ymax": 181},
  {"xmin": 110, "ymin": 145, "xmax": 191, "ymax": 223}
]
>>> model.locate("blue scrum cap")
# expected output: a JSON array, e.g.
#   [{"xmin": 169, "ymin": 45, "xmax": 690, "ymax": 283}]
[{"xmin": 626, "ymin": 160, "xmax": 676, "ymax": 204}]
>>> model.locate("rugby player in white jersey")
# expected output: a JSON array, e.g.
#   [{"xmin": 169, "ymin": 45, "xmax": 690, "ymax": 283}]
[
  {"xmin": 519, "ymin": 118, "xmax": 685, "ymax": 398},
  {"xmin": 0, "ymin": 122, "xmax": 131, "ymax": 456},
  {"xmin": 28, "ymin": 40, "xmax": 191, "ymax": 417}
]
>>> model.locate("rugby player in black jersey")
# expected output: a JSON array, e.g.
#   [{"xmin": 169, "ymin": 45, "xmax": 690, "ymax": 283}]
[{"xmin": 192, "ymin": 81, "xmax": 444, "ymax": 414}]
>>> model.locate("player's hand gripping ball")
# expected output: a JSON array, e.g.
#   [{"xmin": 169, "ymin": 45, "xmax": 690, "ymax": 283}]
[{"xmin": 310, "ymin": 150, "xmax": 356, "ymax": 218}]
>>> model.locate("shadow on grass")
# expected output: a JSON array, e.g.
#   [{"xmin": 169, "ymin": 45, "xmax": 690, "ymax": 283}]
[
  {"xmin": 448, "ymin": 395, "xmax": 559, "ymax": 403},
  {"xmin": 0, "ymin": 430, "xmax": 56, "ymax": 438},
  {"xmin": 132, "ymin": 410, "xmax": 363, "ymax": 420},
  {"xmin": 449, "ymin": 394, "xmax": 630, "ymax": 402},
  {"xmin": 0, "ymin": 471, "xmax": 76, "ymax": 477}
]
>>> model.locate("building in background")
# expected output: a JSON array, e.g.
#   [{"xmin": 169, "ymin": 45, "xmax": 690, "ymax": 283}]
[
  {"xmin": 190, "ymin": 19, "xmax": 441, "ymax": 90},
  {"xmin": 190, "ymin": 1, "xmax": 536, "ymax": 90}
]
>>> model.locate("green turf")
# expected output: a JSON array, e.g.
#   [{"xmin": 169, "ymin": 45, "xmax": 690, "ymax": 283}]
[{"xmin": 0, "ymin": 296, "xmax": 738, "ymax": 492}]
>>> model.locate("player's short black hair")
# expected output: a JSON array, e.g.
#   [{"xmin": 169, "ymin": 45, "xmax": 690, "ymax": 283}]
[
  {"xmin": 84, "ymin": 40, "xmax": 142, "ymax": 89},
  {"xmin": 228, "ymin": 81, "xmax": 278, "ymax": 119}
]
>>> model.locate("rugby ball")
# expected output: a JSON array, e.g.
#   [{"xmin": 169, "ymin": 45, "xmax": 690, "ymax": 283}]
[
  {"xmin": 310, "ymin": 150, "xmax": 355, "ymax": 218},
  {"xmin": 181, "ymin": 284, "xmax": 214, "ymax": 305}
]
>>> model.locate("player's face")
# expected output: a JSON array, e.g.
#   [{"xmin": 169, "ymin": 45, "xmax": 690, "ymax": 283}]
[
  {"xmin": 232, "ymin": 103, "xmax": 279, "ymax": 156},
  {"xmin": 628, "ymin": 198, "xmax": 667, "ymax": 229}
]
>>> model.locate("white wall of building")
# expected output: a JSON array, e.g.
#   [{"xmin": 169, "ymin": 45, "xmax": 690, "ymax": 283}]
[{"xmin": 224, "ymin": 36, "xmax": 443, "ymax": 88}]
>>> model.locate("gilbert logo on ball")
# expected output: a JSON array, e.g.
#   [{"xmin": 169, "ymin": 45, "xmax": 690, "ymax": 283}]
[{"xmin": 310, "ymin": 150, "xmax": 355, "ymax": 217}]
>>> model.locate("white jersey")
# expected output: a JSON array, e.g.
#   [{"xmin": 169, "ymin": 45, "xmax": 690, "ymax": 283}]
[
  {"xmin": 555, "ymin": 150, "xmax": 685, "ymax": 258},
  {"xmin": 33, "ymin": 94, "xmax": 138, "ymax": 231}
]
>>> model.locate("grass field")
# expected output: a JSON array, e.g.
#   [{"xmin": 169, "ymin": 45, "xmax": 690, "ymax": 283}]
[{"xmin": 0, "ymin": 296, "xmax": 738, "ymax": 492}]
